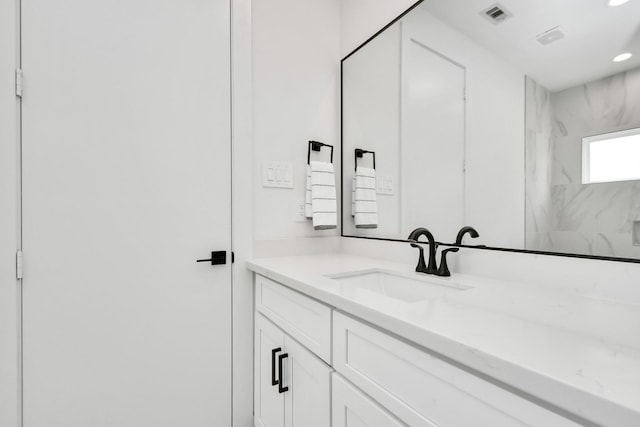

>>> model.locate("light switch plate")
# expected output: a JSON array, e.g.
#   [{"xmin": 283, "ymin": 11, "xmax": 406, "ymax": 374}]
[
  {"xmin": 377, "ymin": 173, "xmax": 394, "ymax": 195},
  {"xmin": 262, "ymin": 161, "xmax": 294, "ymax": 188}
]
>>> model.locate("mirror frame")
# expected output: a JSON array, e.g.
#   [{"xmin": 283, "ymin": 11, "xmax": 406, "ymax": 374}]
[{"xmin": 339, "ymin": 0, "xmax": 640, "ymax": 265}]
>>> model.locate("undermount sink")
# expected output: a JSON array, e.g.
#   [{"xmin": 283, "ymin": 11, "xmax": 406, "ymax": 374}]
[{"xmin": 326, "ymin": 269, "xmax": 471, "ymax": 309}]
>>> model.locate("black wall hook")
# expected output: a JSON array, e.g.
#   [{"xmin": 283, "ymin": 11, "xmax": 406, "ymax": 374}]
[
  {"xmin": 355, "ymin": 148, "xmax": 376, "ymax": 170},
  {"xmin": 308, "ymin": 140, "xmax": 333, "ymax": 164}
]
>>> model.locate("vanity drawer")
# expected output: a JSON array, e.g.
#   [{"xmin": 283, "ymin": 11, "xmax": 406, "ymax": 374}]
[
  {"xmin": 332, "ymin": 373, "xmax": 408, "ymax": 427},
  {"xmin": 255, "ymin": 274, "xmax": 331, "ymax": 363},
  {"xmin": 333, "ymin": 312, "xmax": 579, "ymax": 427}
]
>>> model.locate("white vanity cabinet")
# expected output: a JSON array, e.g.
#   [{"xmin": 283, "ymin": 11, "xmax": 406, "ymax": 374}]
[
  {"xmin": 332, "ymin": 312, "xmax": 580, "ymax": 427},
  {"xmin": 254, "ymin": 276, "xmax": 332, "ymax": 427},
  {"xmin": 254, "ymin": 273, "xmax": 582, "ymax": 427}
]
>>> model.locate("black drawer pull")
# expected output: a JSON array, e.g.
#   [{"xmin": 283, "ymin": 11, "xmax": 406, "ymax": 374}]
[
  {"xmin": 271, "ymin": 347, "xmax": 281, "ymax": 386},
  {"xmin": 278, "ymin": 353, "xmax": 289, "ymax": 393}
]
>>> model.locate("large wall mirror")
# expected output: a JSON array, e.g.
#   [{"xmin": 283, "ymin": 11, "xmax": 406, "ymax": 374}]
[{"xmin": 341, "ymin": 0, "xmax": 640, "ymax": 262}]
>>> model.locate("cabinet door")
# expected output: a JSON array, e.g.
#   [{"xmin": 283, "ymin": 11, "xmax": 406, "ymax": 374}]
[
  {"xmin": 284, "ymin": 336, "xmax": 332, "ymax": 427},
  {"xmin": 255, "ymin": 314, "xmax": 286, "ymax": 427},
  {"xmin": 333, "ymin": 374, "xmax": 408, "ymax": 427}
]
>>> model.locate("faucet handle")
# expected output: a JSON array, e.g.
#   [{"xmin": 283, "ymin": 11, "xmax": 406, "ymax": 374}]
[
  {"xmin": 410, "ymin": 242, "xmax": 428, "ymax": 273},
  {"xmin": 436, "ymin": 248, "xmax": 459, "ymax": 277}
]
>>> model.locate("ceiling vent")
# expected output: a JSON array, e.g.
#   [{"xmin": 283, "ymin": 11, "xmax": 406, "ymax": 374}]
[
  {"xmin": 536, "ymin": 26, "xmax": 565, "ymax": 46},
  {"xmin": 480, "ymin": 3, "xmax": 513, "ymax": 24}
]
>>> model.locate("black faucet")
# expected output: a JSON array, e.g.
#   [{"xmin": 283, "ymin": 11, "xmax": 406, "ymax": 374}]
[
  {"xmin": 455, "ymin": 226, "xmax": 480, "ymax": 245},
  {"xmin": 407, "ymin": 227, "xmax": 438, "ymax": 275}
]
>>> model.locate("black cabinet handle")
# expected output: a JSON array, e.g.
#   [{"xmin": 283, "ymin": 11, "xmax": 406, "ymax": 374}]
[
  {"xmin": 278, "ymin": 353, "xmax": 289, "ymax": 393},
  {"xmin": 271, "ymin": 347, "xmax": 281, "ymax": 386}
]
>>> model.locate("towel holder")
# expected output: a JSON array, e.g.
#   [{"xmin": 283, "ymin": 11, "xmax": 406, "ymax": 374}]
[
  {"xmin": 308, "ymin": 140, "xmax": 333, "ymax": 164},
  {"xmin": 355, "ymin": 148, "xmax": 376, "ymax": 171}
]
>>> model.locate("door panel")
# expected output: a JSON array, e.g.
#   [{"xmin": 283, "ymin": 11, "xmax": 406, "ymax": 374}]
[
  {"xmin": 401, "ymin": 35, "xmax": 465, "ymax": 239},
  {"xmin": 21, "ymin": 1, "xmax": 231, "ymax": 425}
]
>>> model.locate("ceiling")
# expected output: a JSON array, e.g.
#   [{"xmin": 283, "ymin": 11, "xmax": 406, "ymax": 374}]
[{"xmin": 422, "ymin": 0, "xmax": 640, "ymax": 92}]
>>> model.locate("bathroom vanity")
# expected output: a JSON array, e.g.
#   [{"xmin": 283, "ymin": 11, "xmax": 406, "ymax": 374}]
[
  {"xmin": 249, "ymin": 254, "xmax": 640, "ymax": 427},
  {"xmin": 251, "ymin": 1, "xmax": 640, "ymax": 425}
]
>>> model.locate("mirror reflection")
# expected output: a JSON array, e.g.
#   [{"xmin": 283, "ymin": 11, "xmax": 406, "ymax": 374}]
[{"xmin": 342, "ymin": 0, "xmax": 640, "ymax": 260}]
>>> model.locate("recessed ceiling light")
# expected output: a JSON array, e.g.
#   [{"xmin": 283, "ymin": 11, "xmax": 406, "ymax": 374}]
[
  {"xmin": 607, "ymin": 0, "xmax": 630, "ymax": 6},
  {"xmin": 613, "ymin": 53, "xmax": 633, "ymax": 62}
]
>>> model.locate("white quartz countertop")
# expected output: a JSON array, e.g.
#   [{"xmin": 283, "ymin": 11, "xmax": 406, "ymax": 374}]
[{"xmin": 247, "ymin": 254, "xmax": 640, "ymax": 427}]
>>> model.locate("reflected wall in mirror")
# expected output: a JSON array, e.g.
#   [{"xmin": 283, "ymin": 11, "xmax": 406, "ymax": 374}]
[
  {"xmin": 342, "ymin": 0, "xmax": 640, "ymax": 261},
  {"xmin": 342, "ymin": 10, "xmax": 465, "ymax": 240}
]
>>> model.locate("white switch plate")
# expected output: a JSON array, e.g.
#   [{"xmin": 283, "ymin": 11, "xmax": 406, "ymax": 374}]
[
  {"xmin": 377, "ymin": 173, "xmax": 394, "ymax": 195},
  {"xmin": 262, "ymin": 161, "xmax": 294, "ymax": 188}
]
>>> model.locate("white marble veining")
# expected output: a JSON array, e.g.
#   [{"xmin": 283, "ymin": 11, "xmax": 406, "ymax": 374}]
[
  {"xmin": 248, "ymin": 254, "xmax": 640, "ymax": 426},
  {"xmin": 525, "ymin": 77, "xmax": 554, "ymax": 247},
  {"xmin": 526, "ymin": 67, "xmax": 640, "ymax": 258}
]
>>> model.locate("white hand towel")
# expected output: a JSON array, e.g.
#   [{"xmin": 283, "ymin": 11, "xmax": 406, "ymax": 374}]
[
  {"xmin": 353, "ymin": 166, "xmax": 378, "ymax": 229},
  {"xmin": 307, "ymin": 161, "xmax": 337, "ymax": 230},
  {"xmin": 351, "ymin": 176, "xmax": 356, "ymax": 217},
  {"xmin": 305, "ymin": 164, "xmax": 313, "ymax": 219}
]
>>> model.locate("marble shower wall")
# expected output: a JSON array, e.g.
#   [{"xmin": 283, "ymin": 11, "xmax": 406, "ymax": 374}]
[
  {"xmin": 526, "ymin": 67, "xmax": 640, "ymax": 258},
  {"xmin": 525, "ymin": 77, "xmax": 554, "ymax": 251}
]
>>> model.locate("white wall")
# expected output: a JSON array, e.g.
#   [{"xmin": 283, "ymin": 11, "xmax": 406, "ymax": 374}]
[
  {"xmin": 342, "ymin": 22, "xmax": 402, "ymax": 238},
  {"xmin": 340, "ymin": 0, "xmax": 417, "ymax": 57},
  {"xmin": 230, "ymin": 0, "xmax": 254, "ymax": 425},
  {"xmin": 0, "ymin": 0, "xmax": 20, "ymax": 425},
  {"xmin": 252, "ymin": 0, "xmax": 341, "ymax": 255}
]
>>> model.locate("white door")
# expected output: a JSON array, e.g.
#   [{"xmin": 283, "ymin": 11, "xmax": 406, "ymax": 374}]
[
  {"xmin": 21, "ymin": 1, "xmax": 232, "ymax": 426},
  {"xmin": 401, "ymin": 35, "xmax": 466, "ymax": 239}
]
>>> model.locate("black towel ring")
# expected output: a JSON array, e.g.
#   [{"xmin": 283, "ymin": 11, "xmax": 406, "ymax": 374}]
[
  {"xmin": 355, "ymin": 148, "xmax": 376, "ymax": 171},
  {"xmin": 307, "ymin": 140, "xmax": 333, "ymax": 164}
]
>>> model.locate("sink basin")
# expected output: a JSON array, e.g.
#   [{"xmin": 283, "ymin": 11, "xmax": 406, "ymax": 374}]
[{"xmin": 326, "ymin": 269, "xmax": 471, "ymax": 310}]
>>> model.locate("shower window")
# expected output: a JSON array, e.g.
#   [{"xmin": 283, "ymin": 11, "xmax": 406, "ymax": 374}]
[{"xmin": 582, "ymin": 127, "xmax": 640, "ymax": 184}]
